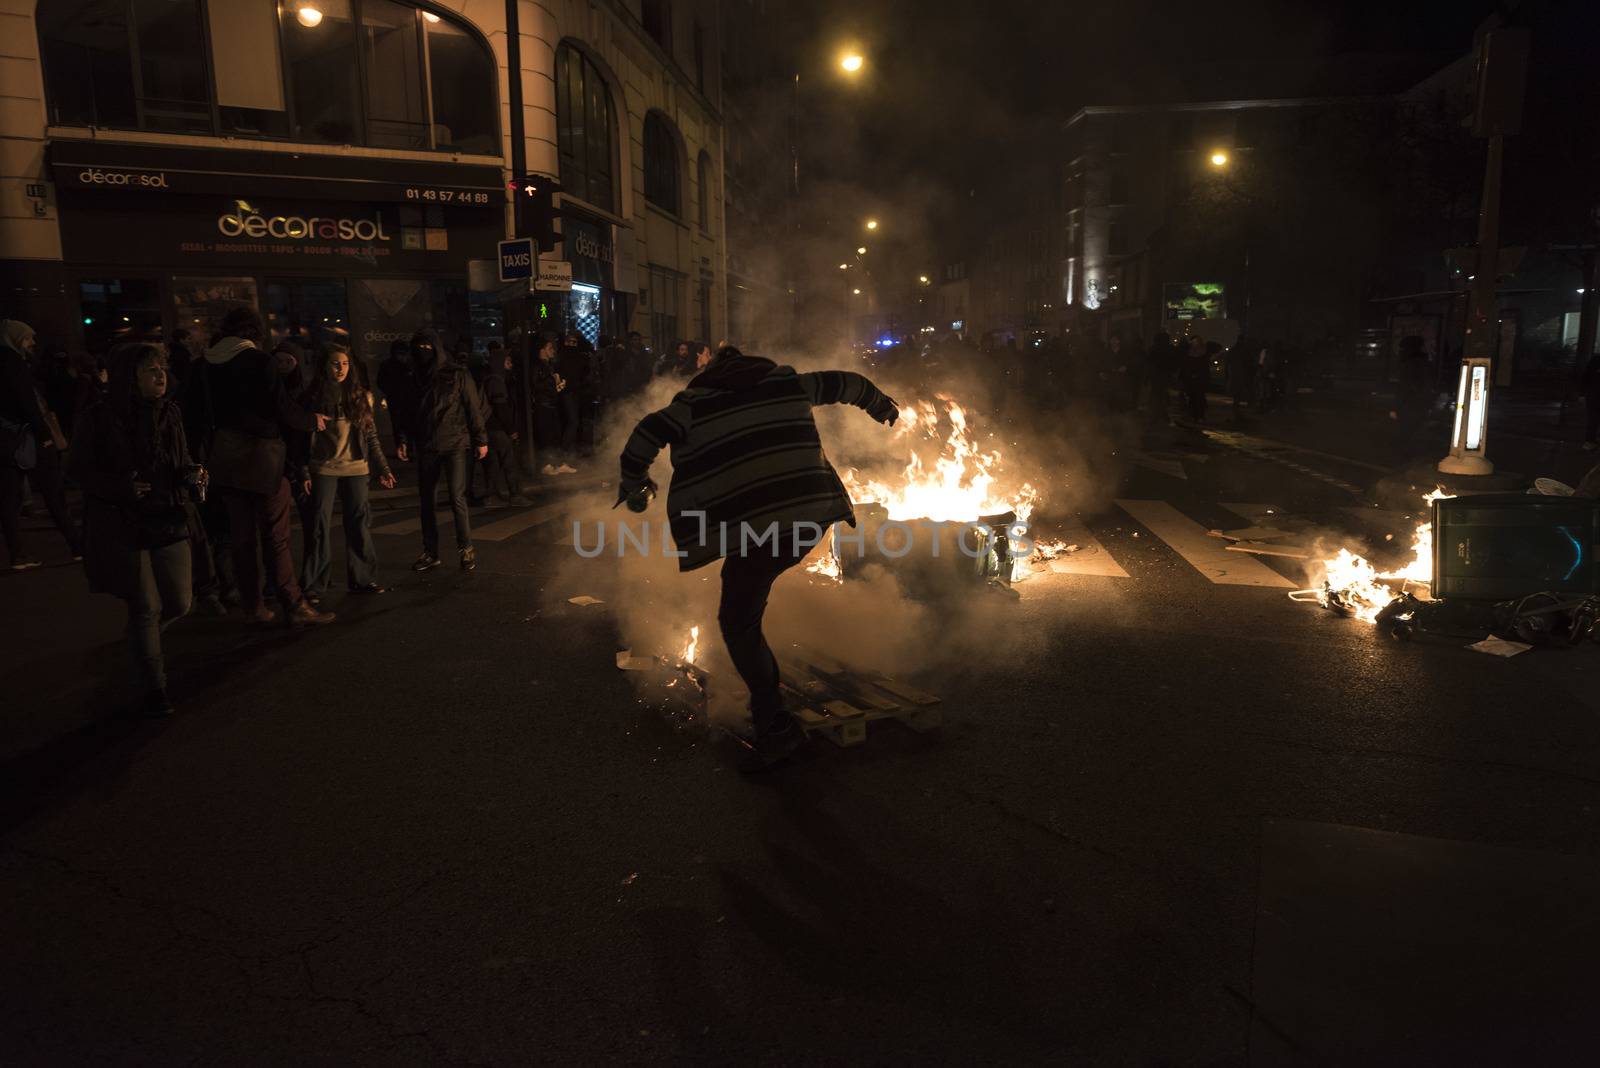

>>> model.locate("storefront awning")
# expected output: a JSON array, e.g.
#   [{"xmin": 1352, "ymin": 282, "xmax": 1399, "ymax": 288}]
[{"xmin": 49, "ymin": 138, "xmax": 504, "ymax": 207}]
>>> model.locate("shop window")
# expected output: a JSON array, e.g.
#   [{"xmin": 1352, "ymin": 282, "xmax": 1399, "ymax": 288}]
[
  {"xmin": 38, "ymin": 0, "xmax": 498, "ymax": 152},
  {"xmin": 282, "ymin": 0, "xmax": 362, "ymax": 143},
  {"xmin": 266, "ymin": 280, "xmax": 352, "ymax": 357},
  {"xmin": 39, "ymin": 0, "xmax": 210, "ymax": 131},
  {"xmin": 360, "ymin": 0, "xmax": 428, "ymax": 149},
  {"xmin": 171, "ymin": 277, "xmax": 259, "ymax": 347},
  {"xmin": 78, "ymin": 278, "xmax": 163, "ymax": 353},
  {"xmin": 427, "ymin": 14, "xmax": 498, "ymax": 154},
  {"xmin": 555, "ymin": 43, "xmax": 617, "ymax": 212},
  {"xmin": 697, "ymin": 151, "xmax": 715, "ymax": 231},
  {"xmin": 644, "ymin": 112, "xmax": 681, "ymax": 216}
]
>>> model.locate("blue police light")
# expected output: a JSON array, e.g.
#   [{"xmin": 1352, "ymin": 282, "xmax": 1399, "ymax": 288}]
[{"xmin": 876, "ymin": 336, "xmax": 895, "ymax": 348}]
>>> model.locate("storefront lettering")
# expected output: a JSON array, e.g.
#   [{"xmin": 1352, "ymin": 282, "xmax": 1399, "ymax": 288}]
[
  {"xmin": 571, "ymin": 229, "xmax": 612, "ymax": 263},
  {"xmin": 217, "ymin": 210, "xmax": 391, "ymax": 243},
  {"xmin": 78, "ymin": 168, "xmax": 169, "ymax": 188}
]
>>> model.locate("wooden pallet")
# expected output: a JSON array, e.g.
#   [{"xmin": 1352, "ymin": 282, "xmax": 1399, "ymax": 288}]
[{"xmin": 775, "ymin": 646, "xmax": 943, "ymax": 747}]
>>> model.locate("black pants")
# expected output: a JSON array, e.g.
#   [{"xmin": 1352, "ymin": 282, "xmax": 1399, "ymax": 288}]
[
  {"xmin": 718, "ymin": 539, "xmax": 812, "ymax": 738},
  {"xmin": 192, "ymin": 496, "xmax": 234, "ymax": 600},
  {"xmin": 417, "ymin": 449, "xmax": 471, "ymax": 556},
  {"xmin": 1186, "ymin": 381, "xmax": 1207, "ymax": 421},
  {"xmin": 1, "ymin": 447, "xmax": 78, "ymax": 564},
  {"xmin": 484, "ymin": 427, "xmax": 523, "ymax": 497},
  {"xmin": 558, "ymin": 393, "xmax": 580, "ymax": 456},
  {"xmin": 533, "ymin": 404, "xmax": 564, "ymax": 467}
]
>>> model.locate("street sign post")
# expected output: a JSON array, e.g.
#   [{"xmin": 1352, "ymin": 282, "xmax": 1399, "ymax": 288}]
[
  {"xmin": 535, "ymin": 258, "xmax": 573, "ymax": 292},
  {"xmin": 497, "ymin": 238, "xmax": 534, "ymax": 283}
]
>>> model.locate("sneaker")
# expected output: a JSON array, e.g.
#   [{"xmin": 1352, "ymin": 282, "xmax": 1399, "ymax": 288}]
[
  {"xmin": 412, "ymin": 552, "xmax": 442, "ymax": 572},
  {"xmin": 737, "ymin": 722, "xmax": 807, "ymax": 773},
  {"xmin": 141, "ymin": 689, "xmax": 176, "ymax": 718},
  {"xmin": 459, "ymin": 547, "xmax": 476, "ymax": 572},
  {"xmin": 289, "ymin": 600, "xmax": 336, "ymax": 626},
  {"xmin": 9, "ymin": 557, "xmax": 42, "ymax": 571},
  {"xmin": 304, "ymin": 591, "xmax": 323, "ymax": 608},
  {"xmin": 556, "ymin": 464, "xmax": 577, "ymax": 475},
  {"xmin": 247, "ymin": 604, "xmax": 278, "ymax": 625},
  {"xmin": 348, "ymin": 583, "xmax": 387, "ymax": 595},
  {"xmin": 195, "ymin": 593, "xmax": 230, "ymax": 617},
  {"xmin": 541, "ymin": 463, "xmax": 559, "ymax": 476}
]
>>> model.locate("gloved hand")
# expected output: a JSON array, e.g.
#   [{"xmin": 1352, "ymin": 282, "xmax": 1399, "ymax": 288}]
[
  {"xmin": 614, "ymin": 477, "xmax": 658, "ymax": 512},
  {"xmin": 873, "ymin": 396, "xmax": 901, "ymax": 426}
]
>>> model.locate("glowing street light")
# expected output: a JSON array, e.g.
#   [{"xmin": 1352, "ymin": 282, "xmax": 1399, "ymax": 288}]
[
  {"xmin": 840, "ymin": 53, "xmax": 865, "ymax": 74},
  {"xmin": 1209, "ymin": 149, "xmax": 1230, "ymax": 168},
  {"xmin": 918, "ymin": 275, "xmax": 930, "ymax": 285},
  {"xmin": 839, "ymin": 263, "xmax": 849, "ymax": 270},
  {"xmin": 295, "ymin": 2, "xmax": 323, "ymax": 26},
  {"xmin": 865, "ymin": 219, "xmax": 879, "ymax": 231},
  {"xmin": 852, "ymin": 288, "xmax": 862, "ymax": 295},
  {"xmin": 856, "ymin": 246, "xmax": 867, "ymax": 255}
]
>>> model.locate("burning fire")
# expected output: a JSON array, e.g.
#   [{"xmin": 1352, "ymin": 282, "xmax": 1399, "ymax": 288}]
[
  {"xmin": 1031, "ymin": 540, "xmax": 1074, "ymax": 561},
  {"xmin": 1317, "ymin": 489, "xmax": 1453, "ymax": 623},
  {"xmin": 843, "ymin": 396, "xmax": 1040, "ymax": 523},
  {"xmin": 806, "ymin": 545, "xmax": 843, "ymax": 582},
  {"xmin": 680, "ymin": 625, "xmax": 700, "ymax": 665}
]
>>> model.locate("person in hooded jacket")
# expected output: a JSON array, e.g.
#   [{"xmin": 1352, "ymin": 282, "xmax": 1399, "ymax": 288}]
[
  {"xmin": 480, "ymin": 347, "xmax": 530, "ymax": 503},
  {"xmin": 2, "ymin": 319, "xmax": 78, "ymax": 569},
  {"xmin": 618, "ymin": 345, "xmax": 900, "ymax": 772},
  {"xmin": 393, "ymin": 329, "xmax": 488, "ymax": 572},
  {"xmin": 72, "ymin": 343, "xmax": 201, "ymax": 716},
  {"xmin": 203, "ymin": 306, "xmax": 335, "ymax": 627}
]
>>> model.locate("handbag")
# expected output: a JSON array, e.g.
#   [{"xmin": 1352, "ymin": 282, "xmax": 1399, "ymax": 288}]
[{"xmin": 207, "ymin": 427, "xmax": 285, "ymax": 495}]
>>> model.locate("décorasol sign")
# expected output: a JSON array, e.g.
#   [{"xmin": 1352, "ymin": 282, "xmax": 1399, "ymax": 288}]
[
  {"xmin": 217, "ymin": 207, "xmax": 390, "ymax": 243},
  {"xmin": 76, "ymin": 168, "xmax": 170, "ymax": 188}
]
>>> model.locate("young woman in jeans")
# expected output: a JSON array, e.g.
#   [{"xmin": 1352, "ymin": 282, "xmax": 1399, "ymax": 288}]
[
  {"xmin": 298, "ymin": 344, "xmax": 395, "ymax": 598},
  {"xmin": 72, "ymin": 344, "xmax": 200, "ymax": 717}
]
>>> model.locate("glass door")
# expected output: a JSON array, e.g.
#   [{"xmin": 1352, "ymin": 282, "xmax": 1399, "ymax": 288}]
[{"xmin": 265, "ymin": 279, "xmax": 352, "ymax": 356}]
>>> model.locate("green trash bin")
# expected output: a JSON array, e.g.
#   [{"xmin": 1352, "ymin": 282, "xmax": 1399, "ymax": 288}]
[{"xmin": 1431, "ymin": 493, "xmax": 1600, "ymax": 601}]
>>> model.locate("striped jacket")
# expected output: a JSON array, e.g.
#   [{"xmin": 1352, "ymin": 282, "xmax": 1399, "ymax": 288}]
[{"xmin": 620, "ymin": 356, "xmax": 897, "ymax": 571}]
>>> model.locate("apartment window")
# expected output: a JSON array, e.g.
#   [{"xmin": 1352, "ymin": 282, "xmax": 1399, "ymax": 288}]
[
  {"xmin": 39, "ymin": 0, "xmax": 497, "ymax": 151},
  {"xmin": 644, "ymin": 264, "xmax": 683, "ymax": 350},
  {"xmin": 556, "ymin": 42, "xmax": 617, "ymax": 212},
  {"xmin": 697, "ymin": 151, "xmax": 713, "ymax": 230},
  {"xmin": 641, "ymin": 0, "xmax": 672, "ymax": 54},
  {"xmin": 1109, "ymin": 222, "xmax": 1128, "ymax": 256},
  {"xmin": 1108, "ymin": 173, "xmax": 1128, "ymax": 205},
  {"xmin": 692, "ymin": 20, "xmax": 706, "ymax": 94},
  {"xmin": 644, "ymin": 112, "xmax": 682, "ymax": 215}
]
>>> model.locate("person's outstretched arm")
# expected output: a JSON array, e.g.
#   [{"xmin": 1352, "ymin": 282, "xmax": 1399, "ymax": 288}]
[
  {"xmin": 618, "ymin": 398, "xmax": 690, "ymax": 500},
  {"xmin": 798, "ymin": 370, "xmax": 899, "ymax": 425}
]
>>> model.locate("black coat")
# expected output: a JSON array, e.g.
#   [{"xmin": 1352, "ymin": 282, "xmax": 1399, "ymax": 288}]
[
  {"xmin": 71, "ymin": 396, "xmax": 194, "ymax": 598},
  {"xmin": 394, "ymin": 333, "xmax": 488, "ymax": 454}
]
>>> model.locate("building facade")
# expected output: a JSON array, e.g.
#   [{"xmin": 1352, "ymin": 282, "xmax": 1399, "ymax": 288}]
[{"xmin": 0, "ymin": 0, "xmax": 727, "ymax": 363}]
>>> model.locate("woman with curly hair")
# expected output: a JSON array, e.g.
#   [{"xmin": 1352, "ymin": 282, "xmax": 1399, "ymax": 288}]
[{"xmin": 297, "ymin": 343, "xmax": 395, "ymax": 598}]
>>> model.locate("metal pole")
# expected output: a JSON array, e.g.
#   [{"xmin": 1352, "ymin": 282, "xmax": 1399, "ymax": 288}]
[
  {"xmin": 506, "ymin": 0, "xmax": 535, "ymax": 469},
  {"xmin": 1439, "ymin": 133, "xmax": 1502, "ymax": 476}
]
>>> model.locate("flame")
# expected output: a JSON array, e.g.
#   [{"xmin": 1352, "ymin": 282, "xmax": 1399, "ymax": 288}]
[
  {"xmin": 1317, "ymin": 489, "xmax": 1453, "ymax": 623},
  {"xmin": 680, "ymin": 625, "xmax": 700, "ymax": 665},
  {"xmin": 1031, "ymin": 540, "xmax": 1073, "ymax": 561},
  {"xmin": 806, "ymin": 546, "xmax": 843, "ymax": 582},
  {"xmin": 843, "ymin": 396, "xmax": 1040, "ymax": 523}
]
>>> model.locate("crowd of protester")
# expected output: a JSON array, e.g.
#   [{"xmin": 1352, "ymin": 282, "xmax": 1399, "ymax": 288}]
[{"xmin": 0, "ymin": 308, "xmax": 709, "ymax": 719}]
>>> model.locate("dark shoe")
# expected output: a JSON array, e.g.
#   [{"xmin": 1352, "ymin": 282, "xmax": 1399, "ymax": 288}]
[
  {"xmin": 304, "ymin": 591, "xmax": 323, "ymax": 608},
  {"xmin": 247, "ymin": 604, "xmax": 278, "ymax": 626},
  {"xmin": 289, "ymin": 600, "xmax": 336, "ymax": 626},
  {"xmin": 141, "ymin": 689, "xmax": 176, "ymax": 718},
  {"xmin": 412, "ymin": 553, "xmax": 442, "ymax": 572},
  {"xmin": 737, "ymin": 722, "xmax": 806, "ymax": 773},
  {"xmin": 459, "ymin": 547, "xmax": 476, "ymax": 572},
  {"xmin": 348, "ymin": 583, "xmax": 387, "ymax": 595},
  {"xmin": 9, "ymin": 557, "xmax": 42, "ymax": 572}
]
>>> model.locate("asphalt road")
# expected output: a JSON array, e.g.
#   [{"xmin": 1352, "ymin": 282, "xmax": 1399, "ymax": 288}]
[{"xmin": 4, "ymin": 419, "xmax": 1599, "ymax": 1065}]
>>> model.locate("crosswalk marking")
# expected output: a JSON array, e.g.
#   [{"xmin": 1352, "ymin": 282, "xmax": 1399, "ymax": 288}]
[
  {"xmin": 1040, "ymin": 519, "xmax": 1129, "ymax": 577},
  {"xmin": 1114, "ymin": 499, "xmax": 1296, "ymax": 588},
  {"xmin": 473, "ymin": 502, "xmax": 568, "ymax": 542}
]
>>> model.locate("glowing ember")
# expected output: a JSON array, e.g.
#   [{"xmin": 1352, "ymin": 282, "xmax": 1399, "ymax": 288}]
[
  {"xmin": 1031, "ymin": 540, "xmax": 1075, "ymax": 561},
  {"xmin": 843, "ymin": 396, "xmax": 1040, "ymax": 523},
  {"xmin": 680, "ymin": 625, "xmax": 700, "ymax": 665},
  {"xmin": 806, "ymin": 546, "xmax": 843, "ymax": 583},
  {"xmin": 1317, "ymin": 489, "xmax": 1454, "ymax": 623}
]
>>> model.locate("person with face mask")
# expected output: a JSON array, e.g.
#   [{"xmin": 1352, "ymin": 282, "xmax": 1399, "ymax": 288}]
[
  {"xmin": 393, "ymin": 330, "xmax": 488, "ymax": 573},
  {"xmin": 71, "ymin": 344, "xmax": 202, "ymax": 716},
  {"xmin": 297, "ymin": 343, "xmax": 396, "ymax": 598}
]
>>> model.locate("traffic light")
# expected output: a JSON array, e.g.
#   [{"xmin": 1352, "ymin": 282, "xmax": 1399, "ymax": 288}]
[{"xmin": 507, "ymin": 176, "xmax": 561, "ymax": 251}]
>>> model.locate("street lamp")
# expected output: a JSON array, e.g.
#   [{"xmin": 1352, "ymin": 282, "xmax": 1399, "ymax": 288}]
[
  {"xmin": 918, "ymin": 275, "xmax": 930, "ymax": 285},
  {"xmin": 852, "ymin": 288, "xmax": 862, "ymax": 295},
  {"xmin": 856, "ymin": 246, "xmax": 867, "ymax": 255},
  {"xmin": 1209, "ymin": 149, "xmax": 1230, "ymax": 168},
  {"xmin": 839, "ymin": 263, "xmax": 849, "ymax": 270},
  {"xmin": 865, "ymin": 219, "xmax": 879, "ymax": 231},
  {"xmin": 840, "ymin": 53, "xmax": 865, "ymax": 74}
]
